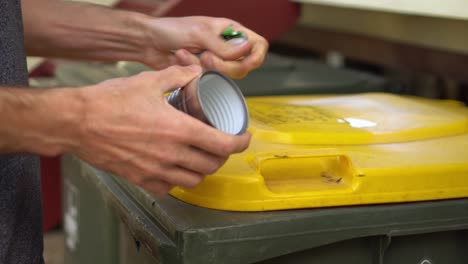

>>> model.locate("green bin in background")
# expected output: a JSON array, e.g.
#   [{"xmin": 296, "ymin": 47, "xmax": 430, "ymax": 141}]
[
  {"xmin": 118, "ymin": 53, "xmax": 401, "ymax": 96},
  {"xmin": 30, "ymin": 52, "xmax": 402, "ymax": 264},
  {"xmin": 36, "ymin": 53, "xmax": 399, "ymax": 95}
]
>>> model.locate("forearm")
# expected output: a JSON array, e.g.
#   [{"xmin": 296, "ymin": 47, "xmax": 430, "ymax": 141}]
[
  {"xmin": 22, "ymin": 0, "xmax": 150, "ymax": 63},
  {"xmin": 0, "ymin": 87, "xmax": 84, "ymax": 156}
]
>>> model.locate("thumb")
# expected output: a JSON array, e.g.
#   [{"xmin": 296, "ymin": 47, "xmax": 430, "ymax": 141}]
[
  {"xmin": 202, "ymin": 34, "xmax": 252, "ymax": 61},
  {"xmin": 155, "ymin": 65, "xmax": 202, "ymax": 94}
]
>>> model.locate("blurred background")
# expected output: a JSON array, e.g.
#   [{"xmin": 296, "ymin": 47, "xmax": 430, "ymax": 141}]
[{"xmin": 31, "ymin": 1, "xmax": 468, "ymax": 263}]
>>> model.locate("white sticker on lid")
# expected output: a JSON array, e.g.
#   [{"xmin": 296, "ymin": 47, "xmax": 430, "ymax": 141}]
[{"xmin": 64, "ymin": 179, "xmax": 80, "ymax": 252}]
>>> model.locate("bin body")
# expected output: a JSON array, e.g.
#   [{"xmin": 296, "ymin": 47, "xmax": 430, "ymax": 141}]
[
  {"xmin": 63, "ymin": 155, "xmax": 468, "ymax": 264},
  {"xmin": 62, "ymin": 155, "xmax": 119, "ymax": 264}
]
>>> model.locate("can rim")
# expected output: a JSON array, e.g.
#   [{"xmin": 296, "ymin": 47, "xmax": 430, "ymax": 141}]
[{"xmin": 197, "ymin": 70, "xmax": 249, "ymax": 135}]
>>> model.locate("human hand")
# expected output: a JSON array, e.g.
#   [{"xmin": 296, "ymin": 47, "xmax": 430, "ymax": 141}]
[
  {"xmin": 72, "ymin": 65, "xmax": 251, "ymax": 195},
  {"xmin": 140, "ymin": 16, "xmax": 268, "ymax": 78}
]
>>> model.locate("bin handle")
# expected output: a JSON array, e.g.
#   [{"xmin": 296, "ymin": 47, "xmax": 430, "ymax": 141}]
[{"xmin": 252, "ymin": 152, "xmax": 358, "ymax": 194}]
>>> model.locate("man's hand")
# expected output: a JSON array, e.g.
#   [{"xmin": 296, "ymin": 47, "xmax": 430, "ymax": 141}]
[
  {"xmin": 0, "ymin": 65, "xmax": 250, "ymax": 195},
  {"xmin": 73, "ymin": 65, "xmax": 251, "ymax": 195},
  {"xmin": 22, "ymin": 0, "xmax": 268, "ymax": 79},
  {"xmin": 141, "ymin": 16, "xmax": 269, "ymax": 79}
]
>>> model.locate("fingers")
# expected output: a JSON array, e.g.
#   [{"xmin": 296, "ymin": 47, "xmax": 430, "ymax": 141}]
[
  {"xmin": 178, "ymin": 116, "xmax": 252, "ymax": 156},
  {"xmin": 174, "ymin": 49, "xmax": 201, "ymax": 66},
  {"xmin": 128, "ymin": 155, "xmax": 204, "ymax": 188},
  {"xmin": 172, "ymin": 18, "xmax": 267, "ymax": 77},
  {"xmin": 119, "ymin": 138, "xmax": 235, "ymax": 196},
  {"xmin": 140, "ymin": 137, "xmax": 230, "ymax": 175},
  {"xmin": 200, "ymin": 52, "xmax": 247, "ymax": 79},
  {"xmin": 149, "ymin": 165, "xmax": 204, "ymax": 188},
  {"xmin": 136, "ymin": 64, "xmax": 202, "ymax": 94},
  {"xmin": 172, "ymin": 146, "xmax": 228, "ymax": 175},
  {"xmin": 199, "ymin": 33, "xmax": 268, "ymax": 78},
  {"xmin": 127, "ymin": 141, "xmax": 237, "ymax": 195},
  {"xmin": 142, "ymin": 52, "xmax": 179, "ymax": 70},
  {"xmin": 203, "ymin": 35, "xmax": 252, "ymax": 61},
  {"xmin": 238, "ymin": 30, "xmax": 269, "ymax": 70},
  {"xmin": 138, "ymin": 179, "xmax": 173, "ymax": 196},
  {"xmin": 196, "ymin": 20, "xmax": 253, "ymax": 61}
]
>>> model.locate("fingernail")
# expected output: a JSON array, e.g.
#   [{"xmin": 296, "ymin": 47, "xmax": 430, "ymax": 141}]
[{"xmin": 227, "ymin": 37, "xmax": 248, "ymax": 46}]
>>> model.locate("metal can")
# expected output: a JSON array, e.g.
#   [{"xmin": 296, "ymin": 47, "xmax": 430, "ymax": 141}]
[{"xmin": 166, "ymin": 70, "xmax": 249, "ymax": 135}]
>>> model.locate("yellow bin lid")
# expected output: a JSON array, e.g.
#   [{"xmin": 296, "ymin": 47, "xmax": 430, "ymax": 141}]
[{"xmin": 170, "ymin": 93, "xmax": 468, "ymax": 211}]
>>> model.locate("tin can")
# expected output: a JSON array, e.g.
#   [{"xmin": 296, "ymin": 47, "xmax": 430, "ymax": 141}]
[{"xmin": 166, "ymin": 70, "xmax": 249, "ymax": 135}]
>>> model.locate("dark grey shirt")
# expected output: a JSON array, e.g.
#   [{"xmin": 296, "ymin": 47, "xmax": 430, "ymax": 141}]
[{"xmin": 0, "ymin": 0, "xmax": 44, "ymax": 263}]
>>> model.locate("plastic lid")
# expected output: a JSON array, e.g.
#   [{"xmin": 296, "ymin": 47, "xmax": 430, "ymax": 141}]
[{"xmin": 247, "ymin": 93, "xmax": 468, "ymax": 144}]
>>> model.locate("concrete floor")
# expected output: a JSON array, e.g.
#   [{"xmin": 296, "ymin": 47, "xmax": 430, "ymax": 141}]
[{"xmin": 44, "ymin": 229, "xmax": 65, "ymax": 264}]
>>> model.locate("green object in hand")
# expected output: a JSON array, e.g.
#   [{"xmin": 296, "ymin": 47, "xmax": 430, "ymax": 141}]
[{"xmin": 222, "ymin": 25, "xmax": 244, "ymax": 40}]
